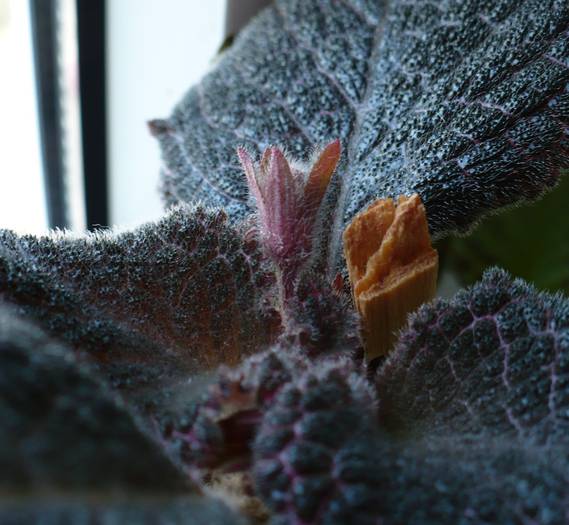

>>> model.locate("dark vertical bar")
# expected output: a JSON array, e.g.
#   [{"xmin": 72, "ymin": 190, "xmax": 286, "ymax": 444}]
[
  {"xmin": 29, "ymin": 0, "xmax": 69, "ymax": 229},
  {"xmin": 76, "ymin": 0, "xmax": 108, "ymax": 229}
]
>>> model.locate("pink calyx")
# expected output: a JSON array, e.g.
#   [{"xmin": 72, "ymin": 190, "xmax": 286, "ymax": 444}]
[{"xmin": 237, "ymin": 140, "xmax": 341, "ymax": 302}]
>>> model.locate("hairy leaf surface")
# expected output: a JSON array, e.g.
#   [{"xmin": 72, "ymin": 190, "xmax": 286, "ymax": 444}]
[
  {"xmin": 443, "ymin": 172, "xmax": 569, "ymax": 293},
  {"xmin": 0, "ymin": 305, "xmax": 243, "ymax": 524},
  {"xmin": 154, "ymin": 269, "xmax": 569, "ymax": 524},
  {"xmin": 153, "ymin": 0, "xmax": 569, "ymax": 271},
  {"xmin": 372, "ymin": 268, "xmax": 569, "ymax": 523},
  {"xmin": 0, "ymin": 206, "xmax": 278, "ymax": 397}
]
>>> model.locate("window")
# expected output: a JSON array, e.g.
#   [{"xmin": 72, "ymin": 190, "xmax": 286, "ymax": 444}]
[
  {"xmin": 0, "ymin": 0, "xmax": 227, "ymax": 233},
  {"xmin": 0, "ymin": 0, "xmax": 47, "ymax": 234}
]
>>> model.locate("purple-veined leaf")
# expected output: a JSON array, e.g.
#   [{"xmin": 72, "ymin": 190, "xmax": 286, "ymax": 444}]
[
  {"xmin": 369, "ymin": 268, "xmax": 569, "ymax": 523},
  {"xmin": 252, "ymin": 357, "xmax": 382, "ymax": 525},
  {"xmin": 152, "ymin": 0, "xmax": 569, "ymax": 273},
  {"xmin": 151, "ymin": 268, "xmax": 569, "ymax": 523},
  {"xmin": 0, "ymin": 206, "xmax": 278, "ymax": 399}
]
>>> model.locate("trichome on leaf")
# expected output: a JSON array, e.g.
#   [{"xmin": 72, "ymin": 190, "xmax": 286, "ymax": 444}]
[
  {"xmin": 152, "ymin": 0, "xmax": 569, "ymax": 273},
  {"xmin": 1, "ymin": 0, "xmax": 569, "ymax": 523},
  {"xmin": 238, "ymin": 140, "xmax": 340, "ymax": 303}
]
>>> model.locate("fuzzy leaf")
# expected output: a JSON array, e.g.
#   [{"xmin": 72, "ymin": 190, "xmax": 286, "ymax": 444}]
[
  {"xmin": 372, "ymin": 268, "xmax": 569, "ymax": 523},
  {"xmin": 153, "ymin": 0, "xmax": 569, "ymax": 272},
  {"xmin": 442, "ymin": 171, "xmax": 569, "ymax": 293},
  {"xmin": 159, "ymin": 347, "xmax": 309, "ymax": 472},
  {"xmin": 1, "ymin": 500, "xmax": 242, "ymax": 525},
  {"xmin": 0, "ymin": 305, "xmax": 243, "ymax": 524},
  {"xmin": 253, "ymin": 358, "xmax": 382, "ymax": 525},
  {"xmin": 0, "ymin": 206, "xmax": 278, "ymax": 399},
  {"xmin": 153, "ymin": 268, "xmax": 569, "ymax": 523}
]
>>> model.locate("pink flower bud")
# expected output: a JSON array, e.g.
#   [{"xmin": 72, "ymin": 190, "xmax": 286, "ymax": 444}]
[{"xmin": 237, "ymin": 140, "xmax": 341, "ymax": 298}]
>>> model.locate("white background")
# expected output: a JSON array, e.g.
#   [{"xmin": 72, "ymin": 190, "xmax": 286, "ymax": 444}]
[
  {"xmin": 0, "ymin": 0, "xmax": 47, "ymax": 234},
  {"xmin": 107, "ymin": 0, "xmax": 225, "ymax": 229}
]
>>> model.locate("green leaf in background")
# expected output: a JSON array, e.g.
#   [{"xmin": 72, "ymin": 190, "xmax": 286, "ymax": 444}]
[{"xmin": 442, "ymin": 172, "xmax": 569, "ymax": 293}]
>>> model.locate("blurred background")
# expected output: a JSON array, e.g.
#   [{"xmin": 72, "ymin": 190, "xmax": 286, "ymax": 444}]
[
  {"xmin": 0, "ymin": 0, "xmax": 269, "ymax": 234},
  {"xmin": 0, "ymin": 0, "xmax": 567, "ymax": 293}
]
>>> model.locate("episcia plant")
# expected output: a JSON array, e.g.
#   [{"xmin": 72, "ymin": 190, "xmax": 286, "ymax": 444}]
[{"xmin": 1, "ymin": 0, "xmax": 569, "ymax": 523}]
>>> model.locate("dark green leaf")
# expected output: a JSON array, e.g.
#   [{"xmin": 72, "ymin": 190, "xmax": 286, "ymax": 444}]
[
  {"xmin": 373, "ymin": 268, "xmax": 569, "ymax": 523},
  {"xmin": 0, "ymin": 305, "xmax": 243, "ymax": 524},
  {"xmin": 153, "ymin": 0, "xmax": 569, "ymax": 272},
  {"xmin": 0, "ymin": 206, "xmax": 278, "ymax": 400}
]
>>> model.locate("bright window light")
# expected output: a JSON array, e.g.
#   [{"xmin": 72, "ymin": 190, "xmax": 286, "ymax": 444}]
[
  {"xmin": 0, "ymin": 0, "xmax": 47, "ymax": 234},
  {"xmin": 107, "ymin": 0, "xmax": 226, "ymax": 229}
]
